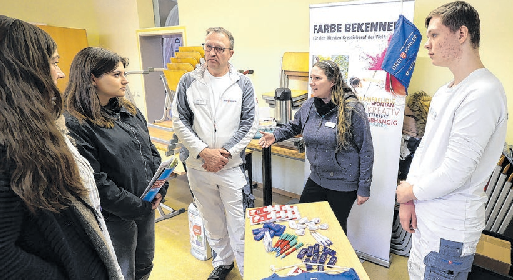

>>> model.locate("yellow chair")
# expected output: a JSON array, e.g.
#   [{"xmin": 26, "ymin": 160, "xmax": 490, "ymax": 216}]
[
  {"xmin": 171, "ymin": 57, "xmax": 199, "ymax": 67},
  {"xmin": 163, "ymin": 69, "xmax": 187, "ymax": 93},
  {"xmin": 154, "ymin": 69, "xmax": 189, "ymax": 124},
  {"xmin": 263, "ymin": 52, "xmax": 310, "ymax": 101},
  {"xmin": 179, "ymin": 46, "xmax": 205, "ymax": 57},
  {"xmin": 281, "ymin": 52, "xmax": 309, "ymax": 81},
  {"xmin": 166, "ymin": 62, "xmax": 194, "ymax": 72},
  {"xmin": 175, "ymin": 51, "xmax": 202, "ymax": 62}
]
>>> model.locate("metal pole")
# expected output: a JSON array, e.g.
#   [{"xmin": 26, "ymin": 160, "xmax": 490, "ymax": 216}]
[{"xmin": 262, "ymin": 146, "xmax": 273, "ymax": 206}]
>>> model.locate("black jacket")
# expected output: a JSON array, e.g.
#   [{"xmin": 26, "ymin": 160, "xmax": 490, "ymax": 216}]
[
  {"xmin": 65, "ymin": 98, "xmax": 167, "ymax": 221},
  {"xmin": 0, "ymin": 146, "xmax": 117, "ymax": 279}
]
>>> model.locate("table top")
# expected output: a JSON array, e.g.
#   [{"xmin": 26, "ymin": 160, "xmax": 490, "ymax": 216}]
[
  {"xmin": 247, "ymin": 139, "xmax": 305, "ymax": 161},
  {"xmin": 244, "ymin": 201, "xmax": 369, "ymax": 280}
]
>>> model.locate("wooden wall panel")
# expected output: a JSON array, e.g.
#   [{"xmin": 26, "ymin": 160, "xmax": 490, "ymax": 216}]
[{"xmin": 37, "ymin": 25, "xmax": 88, "ymax": 92}]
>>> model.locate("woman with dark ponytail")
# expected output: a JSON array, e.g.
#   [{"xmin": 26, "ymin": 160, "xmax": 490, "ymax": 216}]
[{"xmin": 259, "ymin": 60, "xmax": 374, "ymax": 233}]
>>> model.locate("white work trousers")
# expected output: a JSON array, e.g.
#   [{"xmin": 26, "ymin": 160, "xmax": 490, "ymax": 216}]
[
  {"xmin": 408, "ymin": 211, "xmax": 478, "ymax": 280},
  {"xmin": 187, "ymin": 166, "xmax": 245, "ymax": 276}
]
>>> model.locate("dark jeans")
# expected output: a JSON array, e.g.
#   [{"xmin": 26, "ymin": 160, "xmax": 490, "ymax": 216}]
[
  {"xmin": 299, "ymin": 178, "xmax": 357, "ymax": 233},
  {"xmin": 105, "ymin": 211, "xmax": 155, "ymax": 280}
]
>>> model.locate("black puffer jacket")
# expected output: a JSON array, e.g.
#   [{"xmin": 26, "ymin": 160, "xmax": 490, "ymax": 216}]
[{"xmin": 65, "ymin": 98, "xmax": 168, "ymax": 221}]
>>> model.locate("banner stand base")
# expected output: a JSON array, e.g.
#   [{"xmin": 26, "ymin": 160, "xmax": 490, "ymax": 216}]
[{"xmin": 356, "ymin": 250, "xmax": 391, "ymax": 268}]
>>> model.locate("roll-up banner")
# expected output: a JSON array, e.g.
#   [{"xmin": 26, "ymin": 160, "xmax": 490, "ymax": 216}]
[{"xmin": 309, "ymin": 0, "xmax": 416, "ymax": 267}]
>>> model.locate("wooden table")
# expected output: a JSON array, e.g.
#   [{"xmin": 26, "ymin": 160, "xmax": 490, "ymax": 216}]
[
  {"xmin": 244, "ymin": 201, "xmax": 369, "ymax": 280},
  {"xmin": 246, "ymin": 139, "xmax": 305, "ymax": 161}
]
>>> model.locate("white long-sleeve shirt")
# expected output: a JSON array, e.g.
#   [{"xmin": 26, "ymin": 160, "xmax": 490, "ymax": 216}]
[{"xmin": 407, "ymin": 68, "xmax": 507, "ymax": 243}]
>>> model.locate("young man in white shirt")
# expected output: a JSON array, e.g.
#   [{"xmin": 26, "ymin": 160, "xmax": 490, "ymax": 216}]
[{"xmin": 396, "ymin": 1, "xmax": 508, "ymax": 279}]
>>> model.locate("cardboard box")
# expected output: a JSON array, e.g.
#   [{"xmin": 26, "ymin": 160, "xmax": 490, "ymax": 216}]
[{"xmin": 474, "ymin": 234, "xmax": 511, "ymax": 276}]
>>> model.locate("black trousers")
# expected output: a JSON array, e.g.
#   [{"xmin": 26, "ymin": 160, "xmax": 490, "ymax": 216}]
[
  {"xmin": 106, "ymin": 211, "xmax": 155, "ymax": 280},
  {"xmin": 299, "ymin": 177, "xmax": 357, "ymax": 233}
]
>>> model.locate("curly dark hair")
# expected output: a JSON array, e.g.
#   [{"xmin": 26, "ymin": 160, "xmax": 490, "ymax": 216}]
[{"xmin": 406, "ymin": 91, "xmax": 432, "ymax": 138}]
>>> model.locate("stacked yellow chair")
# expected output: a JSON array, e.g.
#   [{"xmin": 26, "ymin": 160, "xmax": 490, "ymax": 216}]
[
  {"xmin": 163, "ymin": 47, "xmax": 204, "ymax": 94},
  {"xmin": 156, "ymin": 47, "xmax": 204, "ymax": 158}
]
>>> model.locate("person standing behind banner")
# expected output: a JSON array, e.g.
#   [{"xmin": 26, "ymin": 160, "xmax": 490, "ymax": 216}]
[
  {"xmin": 65, "ymin": 47, "xmax": 167, "ymax": 280},
  {"xmin": 172, "ymin": 27, "xmax": 258, "ymax": 280},
  {"xmin": 259, "ymin": 60, "xmax": 374, "ymax": 233},
  {"xmin": 0, "ymin": 16, "xmax": 122, "ymax": 279},
  {"xmin": 349, "ymin": 77, "xmax": 362, "ymax": 94},
  {"xmin": 396, "ymin": 1, "xmax": 508, "ymax": 279}
]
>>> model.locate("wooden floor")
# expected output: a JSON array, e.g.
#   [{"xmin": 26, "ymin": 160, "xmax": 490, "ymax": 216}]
[{"xmin": 149, "ymin": 170, "xmax": 410, "ymax": 280}]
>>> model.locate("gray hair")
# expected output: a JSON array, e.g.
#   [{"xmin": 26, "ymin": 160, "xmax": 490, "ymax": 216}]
[{"xmin": 206, "ymin": 27, "xmax": 234, "ymax": 50}]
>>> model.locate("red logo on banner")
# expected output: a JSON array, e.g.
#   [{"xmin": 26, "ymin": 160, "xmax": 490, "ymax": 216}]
[{"xmin": 400, "ymin": 52, "xmax": 406, "ymax": 59}]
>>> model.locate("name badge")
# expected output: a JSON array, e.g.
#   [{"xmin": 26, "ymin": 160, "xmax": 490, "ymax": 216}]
[
  {"xmin": 194, "ymin": 99, "xmax": 207, "ymax": 105},
  {"xmin": 325, "ymin": 122, "xmax": 336, "ymax": 128}
]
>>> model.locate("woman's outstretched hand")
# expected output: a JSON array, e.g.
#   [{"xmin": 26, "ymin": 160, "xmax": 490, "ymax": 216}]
[{"xmin": 258, "ymin": 131, "xmax": 276, "ymax": 148}]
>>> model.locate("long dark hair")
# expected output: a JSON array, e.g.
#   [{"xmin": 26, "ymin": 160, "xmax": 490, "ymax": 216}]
[
  {"xmin": 0, "ymin": 16, "xmax": 87, "ymax": 213},
  {"xmin": 65, "ymin": 47, "xmax": 136, "ymax": 128},
  {"xmin": 314, "ymin": 60, "xmax": 359, "ymax": 150}
]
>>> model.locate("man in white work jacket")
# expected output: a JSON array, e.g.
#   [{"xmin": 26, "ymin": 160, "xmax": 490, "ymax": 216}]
[{"xmin": 172, "ymin": 27, "xmax": 258, "ymax": 280}]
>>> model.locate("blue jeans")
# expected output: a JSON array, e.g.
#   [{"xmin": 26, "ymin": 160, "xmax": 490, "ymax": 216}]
[{"xmin": 105, "ymin": 211, "xmax": 155, "ymax": 280}]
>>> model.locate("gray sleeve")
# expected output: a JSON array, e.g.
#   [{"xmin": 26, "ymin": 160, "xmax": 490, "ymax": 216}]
[
  {"xmin": 222, "ymin": 76, "xmax": 259, "ymax": 156},
  {"xmin": 273, "ymin": 100, "xmax": 310, "ymax": 142},
  {"xmin": 352, "ymin": 102, "xmax": 374, "ymax": 197}
]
